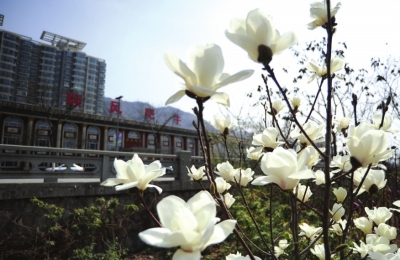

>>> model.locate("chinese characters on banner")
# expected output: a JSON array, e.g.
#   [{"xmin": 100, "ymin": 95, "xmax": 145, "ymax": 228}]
[
  {"xmin": 173, "ymin": 114, "xmax": 181, "ymax": 125},
  {"xmin": 110, "ymin": 101, "xmax": 122, "ymax": 114},
  {"xmin": 66, "ymin": 93, "xmax": 82, "ymax": 108},
  {"xmin": 145, "ymin": 108, "xmax": 155, "ymax": 120}
]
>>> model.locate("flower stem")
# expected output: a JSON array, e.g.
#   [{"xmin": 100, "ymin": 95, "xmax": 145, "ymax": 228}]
[
  {"xmin": 323, "ymin": 1, "xmax": 334, "ymax": 259},
  {"xmin": 138, "ymin": 192, "xmax": 161, "ymax": 227}
]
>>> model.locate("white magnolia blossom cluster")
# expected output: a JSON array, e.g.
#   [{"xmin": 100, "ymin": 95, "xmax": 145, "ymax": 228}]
[
  {"xmin": 99, "ymin": 0, "xmax": 400, "ymax": 259},
  {"xmin": 352, "ymin": 205, "xmax": 399, "ymax": 259}
]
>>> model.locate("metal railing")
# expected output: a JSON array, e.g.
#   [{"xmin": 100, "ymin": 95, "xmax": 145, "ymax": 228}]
[{"xmin": 0, "ymin": 144, "xmax": 204, "ymax": 183}]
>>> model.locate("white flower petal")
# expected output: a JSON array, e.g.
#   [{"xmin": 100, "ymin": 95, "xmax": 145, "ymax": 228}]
[{"xmin": 173, "ymin": 248, "xmax": 201, "ymax": 260}]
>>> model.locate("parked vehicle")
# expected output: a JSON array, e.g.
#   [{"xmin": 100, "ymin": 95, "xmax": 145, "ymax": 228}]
[{"xmin": 44, "ymin": 164, "xmax": 84, "ymax": 172}]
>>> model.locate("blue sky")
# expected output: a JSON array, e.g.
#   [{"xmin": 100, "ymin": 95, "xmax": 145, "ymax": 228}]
[{"xmin": 2, "ymin": 0, "xmax": 400, "ymax": 120}]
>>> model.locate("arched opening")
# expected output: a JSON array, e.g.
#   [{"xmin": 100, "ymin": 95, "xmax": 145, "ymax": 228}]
[
  {"xmin": 2, "ymin": 116, "xmax": 23, "ymax": 145},
  {"xmin": 62, "ymin": 123, "xmax": 78, "ymax": 149},
  {"xmin": 162, "ymin": 135, "xmax": 171, "ymax": 154},
  {"xmin": 174, "ymin": 136, "xmax": 183, "ymax": 153},
  {"xmin": 147, "ymin": 133, "xmax": 155, "ymax": 151},
  {"xmin": 86, "ymin": 126, "xmax": 100, "ymax": 150}
]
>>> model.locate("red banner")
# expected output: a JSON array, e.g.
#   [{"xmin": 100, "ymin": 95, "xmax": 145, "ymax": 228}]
[
  {"xmin": 66, "ymin": 93, "xmax": 82, "ymax": 108},
  {"xmin": 110, "ymin": 101, "xmax": 122, "ymax": 114},
  {"xmin": 145, "ymin": 108, "xmax": 155, "ymax": 120}
]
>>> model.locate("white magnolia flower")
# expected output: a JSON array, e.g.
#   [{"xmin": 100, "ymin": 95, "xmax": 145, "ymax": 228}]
[
  {"xmin": 366, "ymin": 234, "xmax": 397, "ymax": 254},
  {"xmin": 330, "ymin": 155, "xmax": 351, "ymax": 173},
  {"xmin": 101, "ymin": 154, "xmax": 165, "ymax": 193},
  {"xmin": 390, "ymin": 200, "xmax": 400, "ymax": 213},
  {"xmin": 223, "ymin": 193, "xmax": 235, "ymax": 209},
  {"xmin": 294, "ymin": 183, "xmax": 312, "ymax": 202},
  {"xmin": 252, "ymin": 147, "xmax": 314, "ymax": 190},
  {"xmin": 353, "ymin": 168, "xmax": 387, "ymax": 195},
  {"xmin": 139, "ymin": 191, "xmax": 237, "ymax": 260},
  {"xmin": 234, "ymin": 168, "xmax": 254, "ymax": 187},
  {"xmin": 311, "ymin": 244, "xmax": 334, "ymax": 260},
  {"xmin": 368, "ymin": 250, "xmax": 400, "ymax": 260},
  {"xmin": 331, "ymin": 203, "xmax": 345, "ymax": 222},
  {"xmin": 164, "ymin": 44, "xmax": 253, "ymax": 106},
  {"xmin": 216, "ymin": 161, "xmax": 236, "ymax": 182},
  {"xmin": 226, "ymin": 252, "xmax": 261, "ymax": 260},
  {"xmin": 372, "ymin": 111, "xmax": 397, "ymax": 133},
  {"xmin": 365, "ymin": 207, "xmax": 393, "ymax": 226},
  {"xmin": 271, "ymin": 99, "xmax": 285, "ymax": 115},
  {"xmin": 299, "ymin": 223, "xmax": 322, "ymax": 239},
  {"xmin": 291, "ymin": 96, "xmax": 301, "ymax": 110},
  {"xmin": 354, "ymin": 217, "xmax": 373, "ymax": 234},
  {"xmin": 375, "ymin": 223, "xmax": 397, "ymax": 240},
  {"xmin": 333, "ymin": 187, "xmax": 347, "ymax": 203},
  {"xmin": 330, "ymin": 219, "xmax": 347, "ymax": 236},
  {"xmin": 307, "ymin": 1, "xmax": 342, "ymax": 30},
  {"xmin": 313, "ymin": 170, "xmax": 333, "ymax": 185},
  {"xmin": 299, "ymin": 146, "xmax": 320, "ymax": 168},
  {"xmin": 274, "ymin": 240, "xmax": 289, "ymax": 257},
  {"xmin": 346, "ymin": 123, "xmax": 393, "ymax": 169},
  {"xmin": 215, "ymin": 177, "xmax": 232, "ymax": 194},
  {"xmin": 251, "ymin": 127, "xmax": 283, "ymax": 153},
  {"xmin": 334, "ymin": 114, "xmax": 352, "ymax": 134},
  {"xmin": 246, "ymin": 146, "xmax": 264, "ymax": 161},
  {"xmin": 352, "ymin": 241, "xmax": 372, "ymax": 258},
  {"xmin": 187, "ymin": 165, "xmax": 206, "ymax": 181},
  {"xmin": 225, "ymin": 8, "xmax": 297, "ymax": 65},
  {"xmin": 290, "ymin": 121, "xmax": 325, "ymax": 147},
  {"xmin": 306, "ymin": 57, "xmax": 344, "ymax": 83},
  {"xmin": 214, "ymin": 114, "xmax": 232, "ymax": 135}
]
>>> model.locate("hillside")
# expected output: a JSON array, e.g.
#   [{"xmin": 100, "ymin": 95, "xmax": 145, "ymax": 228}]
[{"xmin": 103, "ymin": 97, "xmax": 215, "ymax": 131}]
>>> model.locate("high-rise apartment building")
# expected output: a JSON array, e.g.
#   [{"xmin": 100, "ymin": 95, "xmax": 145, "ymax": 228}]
[{"xmin": 0, "ymin": 30, "xmax": 105, "ymax": 115}]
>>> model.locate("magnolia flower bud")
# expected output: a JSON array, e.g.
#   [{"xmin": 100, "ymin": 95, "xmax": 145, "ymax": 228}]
[
  {"xmin": 214, "ymin": 114, "xmax": 232, "ymax": 136},
  {"xmin": 331, "ymin": 203, "xmax": 345, "ymax": 222},
  {"xmin": 333, "ymin": 187, "xmax": 347, "ymax": 203}
]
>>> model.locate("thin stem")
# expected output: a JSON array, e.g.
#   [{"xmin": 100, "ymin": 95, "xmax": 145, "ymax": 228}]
[
  {"xmin": 196, "ymin": 99, "xmax": 256, "ymax": 260},
  {"xmin": 234, "ymin": 179, "xmax": 276, "ymax": 258},
  {"xmin": 290, "ymin": 193, "xmax": 300, "ymax": 260},
  {"xmin": 263, "ymin": 75, "xmax": 291, "ymax": 147},
  {"xmin": 305, "ymin": 78, "xmax": 325, "ymax": 124},
  {"xmin": 264, "ymin": 66, "xmax": 326, "ymax": 159},
  {"xmin": 139, "ymin": 192, "xmax": 161, "ymax": 227}
]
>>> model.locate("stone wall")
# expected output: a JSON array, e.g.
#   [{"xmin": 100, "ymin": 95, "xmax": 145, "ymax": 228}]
[{"xmin": 0, "ymin": 181, "xmax": 209, "ymax": 255}]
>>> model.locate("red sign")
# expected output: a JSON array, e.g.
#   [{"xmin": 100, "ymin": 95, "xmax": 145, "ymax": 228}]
[
  {"xmin": 145, "ymin": 108, "xmax": 155, "ymax": 120},
  {"xmin": 66, "ymin": 93, "xmax": 82, "ymax": 108},
  {"xmin": 173, "ymin": 114, "xmax": 181, "ymax": 125},
  {"xmin": 110, "ymin": 101, "xmax": 122, "ymax": 114}
]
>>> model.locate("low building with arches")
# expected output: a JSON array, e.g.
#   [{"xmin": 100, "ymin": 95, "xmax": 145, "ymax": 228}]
[{"xmin": 0, "ymin": 101, "xmax": 200, "ymax": 162}]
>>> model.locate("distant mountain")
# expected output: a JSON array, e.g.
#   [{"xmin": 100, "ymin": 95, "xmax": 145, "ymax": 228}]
[{"xmin": 103, "ymin": 97, "xmax": 216, "ymax": 132}]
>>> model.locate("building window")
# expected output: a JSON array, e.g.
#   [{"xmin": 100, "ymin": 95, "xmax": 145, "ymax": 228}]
[
  {"xmin": 128, "ymin": 131, "xmax": 140, "ymax": 139},
  {"xmin": 87, "ymin": 126, "xmax": 100, "ymax": 150},
  {"xmin": 35, "ymin": 120, "xmax": 51, "ymax": 147},
  {"xmin": 147, "ymin": 133, "xmax": 155, "ymax": 150},
  {"xmin": 187, "ymin": 138, "xmax": 195, "ymax": 156},
  {"xmin": 62, "ymin": 123, "xmax": 78, "ymax": 149},
  {"xmin": 174, "ymin": 137, "xmax": 182, "ymax": 153},
  {"xmin": 2, "ymin": 116, "xmax": 23, "ymax": 145},
  {"xmin": 107, "ymin": 129, "xmax": 121, "ymax": 150},
  {"xmin": 162, "ymin": 135, "xmax": 171, "ymax": 154}
]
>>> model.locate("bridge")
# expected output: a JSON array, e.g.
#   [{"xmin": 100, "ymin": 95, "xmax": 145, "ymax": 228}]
[{"xmin": 0, "ymin": 144, "xmax": 206, "ymax": 200}]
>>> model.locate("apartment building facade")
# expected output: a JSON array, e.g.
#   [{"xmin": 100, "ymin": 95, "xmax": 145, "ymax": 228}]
[{"xmin": 0, "ymin": 30, "xmax": 105, "ymax": 115}]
